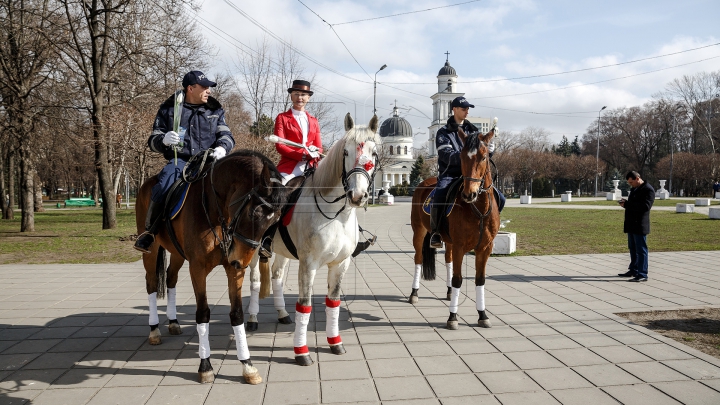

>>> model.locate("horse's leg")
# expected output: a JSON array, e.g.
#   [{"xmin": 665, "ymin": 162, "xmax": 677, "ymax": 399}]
[
  {"xmin": 326, "ymin": 257, "xmax": 350, "ymax": 355},
  {"xmin": 446, "ymin": 243, "xmax": 463, "ymax": 330},
  {"xmin": 224, "ymin": 264, "xmax": 262, "ymax": 385},
  {"xmin": 166, "ymin": 254, "xmax": 184, "ymax": 335},
  {"xmin": 272, "ymin": 255, "xmax": 292, "ymax": 324},
  {"xmin": 475, "ymin": 240, "xmax": 493, "ymax": 328},
  {"xmin": 144, "ymin": 245, "xmax": 164, "ymax": 345},
  {"xmin": 246, "ymin": 252, "xmax": 261, "ymax": 331},
  {"xmin": 189, "ymin": 263, "xmax": 214, "ymax": 383},
  {"xmin": 444, "ymin": 249, "xmax": 454, "ymax": 301},
  {"xmin": 409, "ymin": 226, "xmax": 425, "ymax": 304},
  {"xmin": 294, "ymin": 260, "xmax": 318, "ymax": 366}
]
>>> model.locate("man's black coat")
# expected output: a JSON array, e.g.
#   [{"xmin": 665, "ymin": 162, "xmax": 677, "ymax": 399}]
[{"xmin": 623, "ymin": 181, "xmax": 655, "ymax": 235}]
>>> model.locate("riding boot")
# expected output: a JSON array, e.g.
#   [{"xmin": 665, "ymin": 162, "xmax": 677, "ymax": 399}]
[
  {"xmin": 259, "ymin": 222, "xmax": 279, "ymax": 259},
  {"xmin": 429, "ymin": 206, "xmax": 444, "ymax": 248},
  {"xmin": 134, "ymin": 201, "xmax": 163, "ymax": 254}
]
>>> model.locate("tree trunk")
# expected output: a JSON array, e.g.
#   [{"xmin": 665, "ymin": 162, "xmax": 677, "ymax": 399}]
[
  {"xmin": 6, "ymin": 152, "xmax": 15, "ymax": 220},
  {"xmin": 93, "ymin": 173, "xmax": 99, "ymax": 206},
  {"xmin": 0, "ymin": 144, "xmax": 8, "ymax": 218},
  {"xmin": 33, "ymin": 170, "xmax": 44, "ymax": 213},
  {"xmin": 19, "ymin": 146, "xmax": 34, "ymax": 232},
  {"xmin": 92, "ymin": 108, "xmax": 117, "ymax": 229}
]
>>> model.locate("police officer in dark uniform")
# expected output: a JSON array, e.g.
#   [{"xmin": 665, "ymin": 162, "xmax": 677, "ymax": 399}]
[
  {"xmin": 134, "ymin": 71, "xmax": 235, "ymax": 253},
  {"xmin": 429, "ymin": 96, "xmax": 477, "ymax": 248}
]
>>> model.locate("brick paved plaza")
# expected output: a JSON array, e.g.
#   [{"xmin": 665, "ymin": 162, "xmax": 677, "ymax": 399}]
[{"xmin": 1, "ymin": 202, "xmax": 719, "ymax": 404}]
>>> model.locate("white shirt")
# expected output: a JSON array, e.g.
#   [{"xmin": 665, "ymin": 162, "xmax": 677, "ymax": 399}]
[{"xmin": 291, "ymin": 108, "xmax": 309, "ymax": 145}]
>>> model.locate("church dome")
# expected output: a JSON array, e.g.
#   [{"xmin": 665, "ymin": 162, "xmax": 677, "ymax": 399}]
[
  {"xmin": 379, "ymin": 107, "xmax": 412, "ymax": 138},
  {"xmin": 438, "ymin": 61, "xmax": 456, "ymax": 76}
]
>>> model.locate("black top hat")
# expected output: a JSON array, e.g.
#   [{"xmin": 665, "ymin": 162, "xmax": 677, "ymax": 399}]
[{"xmin": 287, "ymin": 79, "xmax": 313, "ymax": 96}]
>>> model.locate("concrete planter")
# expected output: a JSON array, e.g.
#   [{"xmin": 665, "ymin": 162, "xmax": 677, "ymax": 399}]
[
  {"xmin": 492, "ymin": 232, "xmax": 516, "ymax": 255},
  {"xmin": 561, "ymin": 192, "xmax": 572, "ymax": 202},
  {"xmin": 709, "ymin": 207, "xmax": 720, "ymax": 219},
  {"xmin": 520, "ymin": 195, "xmax": 532, "ymax": 204},
  {"xmin": 676, "ymin": 203, "xmax": 695, "ymax": 213},
  {"xmin": 695, "ymin": 198, "xmax": 711, "ymax": 206}
]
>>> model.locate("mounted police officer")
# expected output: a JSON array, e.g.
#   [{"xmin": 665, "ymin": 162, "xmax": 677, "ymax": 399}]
[
  {"xmin": 134, "ymin": 71, "xmax": 235, "ymax": 253},
  {"xmin": 429, "ymin": 96, "xmax": 506, "ymax": 248}
]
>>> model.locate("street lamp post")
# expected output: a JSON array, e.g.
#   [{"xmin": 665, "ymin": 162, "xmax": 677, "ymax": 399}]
[
  {"xmin": 373, "ymin": 64, "xmax": 387, "ymax": 115},
  {"xmin": 595, "ymin": 106, "xmax": 606, "ymax": 197},
  {"xmin": 372, "ymin": 64, "xmax": 387, "ymax": 205}
]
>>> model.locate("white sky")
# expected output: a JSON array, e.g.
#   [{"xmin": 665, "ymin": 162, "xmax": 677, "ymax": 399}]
[{"xmin": 198, "ymin": 0, "xmax": 720, "ymax": 147}]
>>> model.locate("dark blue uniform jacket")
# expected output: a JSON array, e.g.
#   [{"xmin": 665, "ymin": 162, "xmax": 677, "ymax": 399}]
[
  {"xmin": 148, "ymin": 94, "xmax": 234, "ymax": 161},
  {"xmin": 436, "ymin": 117, "xmax": 479, "ymax": 178}
]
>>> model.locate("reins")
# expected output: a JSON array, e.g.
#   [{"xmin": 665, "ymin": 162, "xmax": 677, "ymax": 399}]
[{"xmin": 313, "ymin": 147, "xmax": 377, "ymax": 220}]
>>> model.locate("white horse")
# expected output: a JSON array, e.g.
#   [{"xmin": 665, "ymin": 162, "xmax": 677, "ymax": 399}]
[{"xmin": 246, "ymin": 113, "xmax": 379, "ymax": 366}]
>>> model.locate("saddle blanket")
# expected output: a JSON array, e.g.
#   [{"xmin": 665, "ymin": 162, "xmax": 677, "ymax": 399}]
[
  {"xmin": 422, "ymin": 188, "xmax": 456, "ymax": 217},
  {"xmin": 168, "ymin": 183, "xmax": 191, "ymax": 220}
]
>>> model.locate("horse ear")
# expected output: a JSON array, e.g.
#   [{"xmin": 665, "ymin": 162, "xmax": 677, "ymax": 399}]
[
  {"xmin": 261, "ymin": 163, "xmax": 272, "ymax": 188},
  {"xmin": 368, "ymin": 115, "xmax": 379, "ymax": 133},
  {"xmin": 457, "ymin": 127, "xmax": 467, "ymax": 143},
  {"xmin": 344, "ymin": 113, "xmax": 354, "ymax": 131},
  {"xmin": 483, "ymin": 128, "xmax": 495, "ymax": 145}
]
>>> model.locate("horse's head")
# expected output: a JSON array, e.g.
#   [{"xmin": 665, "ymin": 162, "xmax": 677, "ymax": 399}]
[
  {"xmin": 221, "ymin": 153, "xmax": 287, "ymax": 269},
  {"xmin": 458, "ymin": 127, "xmax": 495, "ymax": 203},
  {"xmin": 342, "ymin": 113, "xmax": 379, "ymax": 207}
]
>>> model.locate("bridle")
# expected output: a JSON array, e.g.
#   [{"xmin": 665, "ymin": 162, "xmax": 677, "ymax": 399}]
[
  {"xmin": 202, "ymin": 158, "xmax": 282, "ymax": 257},
  {"xmin": 314, "ymin": 142, "xmax": 377, "ymax": 220},
  {"xmin": 463, "ymin": 144, "xmax": 494, "ymax": 220}
]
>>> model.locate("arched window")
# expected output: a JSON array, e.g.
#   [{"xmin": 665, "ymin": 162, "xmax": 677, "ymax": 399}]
[
  {"xmin": 389, "ymin": 146, "xmax": 393, "ymax": 155},
  {"xmin": 404, "ymin": 146, "xmax": 408, "ymax": 155},
  {"xmin": 396, "ymin": 146, "xmax": 401, "ymax": 154}
]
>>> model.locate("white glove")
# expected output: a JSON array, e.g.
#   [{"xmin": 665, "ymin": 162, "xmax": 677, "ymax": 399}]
[
  {"xmin": 307, "ymin": 145, "xmax": 319, "ymax": 152},
  {"xmin": 488, "ymin": 142, "xmax": 496, "ymax": 154},
  {"xmin": 211, "ymin": 147, "xmax": 226, "ymax": 160},
  {"xmin": 162, "ymin": 131, "xmax": 180, "ymax": 146}
]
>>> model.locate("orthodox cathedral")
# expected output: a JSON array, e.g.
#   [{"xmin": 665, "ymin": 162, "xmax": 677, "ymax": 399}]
[{"xmin": 376, "ymin": 56, "xmax": 494, "ymax": 188}]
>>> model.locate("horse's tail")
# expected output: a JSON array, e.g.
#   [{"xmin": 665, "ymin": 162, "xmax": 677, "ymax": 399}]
[
  {"xmin": 259, "ymin": 258, "xmax": 271, "ymax": 299},
  {"xmin": 422, "ymin": 233, "xmax": 436, "ymax": 281},
  {"xmin": 156, "ymin": 246, "xmax": 167, "ymax": 299}
]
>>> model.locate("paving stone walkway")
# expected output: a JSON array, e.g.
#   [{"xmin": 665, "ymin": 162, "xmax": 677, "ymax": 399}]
[{"xmin": 1, "ymin": 202, "xmax": 719, "ymax": 404}]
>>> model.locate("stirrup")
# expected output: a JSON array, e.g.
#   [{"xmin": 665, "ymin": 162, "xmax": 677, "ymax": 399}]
[
  {"xmin": 133, "ymin": 231, "xmax": 155, "ymax": 254},
  {"xmin": 429, "ymin": 232, "xmax": 443, "ymax": 248},
  {"xmin": 258, "ymin": 237, "xmax": 272, "ymax": 259}
]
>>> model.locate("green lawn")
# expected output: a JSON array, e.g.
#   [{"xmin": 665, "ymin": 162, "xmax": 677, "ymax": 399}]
[
  {"xmin": 499, "ymin": 207, "xmax": 719, "ymax": 256},
  {"xmin": 0, "ymin": 208, "xmax": 140, "ymax": 264},
  {"xmin": 537, "ymin": 199, "xmax": 720, "ymax": 207}
]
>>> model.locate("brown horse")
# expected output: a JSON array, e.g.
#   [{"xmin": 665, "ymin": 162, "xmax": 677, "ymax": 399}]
[
  {"xmin": 136, "ymin": 151, "xmax": 287, "ymax": 384},
  {"xmin": 409, "ymin": 127, "xmax": 500, "ymax": 330}
]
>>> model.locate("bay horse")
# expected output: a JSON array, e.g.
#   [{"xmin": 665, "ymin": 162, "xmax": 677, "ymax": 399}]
[
  {"xmin": 246, "ymin": 113, "xmax": 379, "ymax": 366},
  {"xmin": 409, "ymin": 127, "xmax": 500, "ymax": 330},
  {"xmin": 136, "ymin": 151, "xmax": 287, "ymax": 384}
]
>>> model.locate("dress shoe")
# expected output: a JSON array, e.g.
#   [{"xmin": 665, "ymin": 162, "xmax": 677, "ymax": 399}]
[
  {"xmin": 617, "ymin": 270, "xmax": 636, "ymax": 277},
  {"xmin": 628, "ymin": 276, "xmax": 648, "ymax": 282}
]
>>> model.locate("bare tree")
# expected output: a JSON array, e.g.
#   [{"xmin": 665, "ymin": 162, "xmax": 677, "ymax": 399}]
[{"xmin": 518, "ymin": 126, "xmax": 552, "ymax": 152}]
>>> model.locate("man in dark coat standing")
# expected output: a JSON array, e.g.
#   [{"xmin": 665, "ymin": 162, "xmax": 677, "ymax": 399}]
[{"xmin": 617, "ymin": 171, "xmax": 655, "ymax": 282}]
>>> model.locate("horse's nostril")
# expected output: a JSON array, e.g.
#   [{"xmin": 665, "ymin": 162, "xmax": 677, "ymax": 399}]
[
  {"xmin": 230, "ymin": 260, "xmax": 241, "ymax": 270},
  {"xmin": 363, "ymin": 192, "xmax": 369, "ymax": 199}
]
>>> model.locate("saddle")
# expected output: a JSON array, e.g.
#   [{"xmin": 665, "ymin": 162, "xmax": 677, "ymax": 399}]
[
  {"xmin": 422, "ymin": 177, "xmax": 464, "ymax": 217},
  {"xmin": 276, "ymin": 173, "xmax": 310, "ymax": 260}
]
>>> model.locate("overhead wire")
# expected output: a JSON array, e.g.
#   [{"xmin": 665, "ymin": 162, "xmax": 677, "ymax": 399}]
[{"xmin": 331, "ymin": 0, "xmax": 482, "ymax": 26}]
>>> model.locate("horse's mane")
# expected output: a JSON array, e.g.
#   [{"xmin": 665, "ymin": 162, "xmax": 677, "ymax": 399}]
[
  {"xmin": 464, "ymin": 132, "xmax": 485, "ymax": 154},
  {"xmin": 222, "ymin": 150, "xmax": 286, "ymax": 207},
  {"xmin": 307, "ymin": 125, "xmax": 380, "ymax": 194}
]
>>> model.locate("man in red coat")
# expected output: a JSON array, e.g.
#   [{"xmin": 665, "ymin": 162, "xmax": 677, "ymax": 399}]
[{"xmin": 274, "ymin": 79, "xmax": 322, "ymax": 184}]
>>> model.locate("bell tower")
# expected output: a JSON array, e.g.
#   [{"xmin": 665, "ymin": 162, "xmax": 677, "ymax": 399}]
[{"xmin": 428, "ymin": 53, "xmax": 463, "ymax": 156}]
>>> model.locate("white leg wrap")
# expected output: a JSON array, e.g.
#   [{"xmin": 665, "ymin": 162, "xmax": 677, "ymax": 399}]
[
  {"xmin": 476, "ymin": 285, "xmax": 486, "ymax": 311},
  {"xmin": 272, "ymin": 279, "xmax": 285, "ymax": 311},
  {"xmin": 148, "ymin": 292, "xmax": 159, "ymax": 325},
  {"xmin": 166, "ymin": 288, "xmax": 177, "ymax": 320},
  {"xmin": 293, "ymin": 305, "xmax": 312, "ymax": 355},
  {"xmin": 325, "ymin": 297, "xmax": 341, "ymax": 345},
  {"xmin": 446, "ymin": 263, "xmax": 453, "ymax": 287},
  {"xmin": 197, "ymin": 323, "xmax": 211, "ymax": 358},
  {"xmin": 233, "ymin": 324, "xmax": 250, "ymax": 361},
  {"xmin": 412, "ymin": 264, "xmax": 422, "ymax": 289},
  {"xmin": 449, "ymin": 287, "xmax": 460, "ymax": 313},
  {"xmin": 248, "ymin": 282, "xmax": 260, "ymax": 316}
]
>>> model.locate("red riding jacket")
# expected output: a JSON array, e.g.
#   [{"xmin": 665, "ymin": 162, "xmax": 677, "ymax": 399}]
[{"xmin": 274, "ymin": 109, "xmax": 323, "ymax": 174}]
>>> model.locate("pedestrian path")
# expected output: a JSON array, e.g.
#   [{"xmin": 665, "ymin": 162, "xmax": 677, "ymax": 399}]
[{"xmin": 0, "ymin": 203, "xmax": 719, "ymax": 404}]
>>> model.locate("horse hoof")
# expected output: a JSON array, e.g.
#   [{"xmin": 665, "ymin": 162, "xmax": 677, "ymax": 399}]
[
  {"xmin": 409, "ymin": 295, "xmax": 418, "ymax": 304},
  {"xmin": 295, "ymin": 355, "xmax": 314, "ymax": 366},
  {"xmin": 198, "ymin": 371, "xmax": 214, "ymax": 383},
  {"xmin": 246, "ymin": 322, "xmax": 258, "ymax": 332},
  {"xmin": 330, "ymin": 344, "xmax": 346, "ymax": 355},
  {"xmin": 447, "ymin": 320, "xmax": 459, "ymax": 330},
  {"xmin": 148, "ymin": 329, "xmax": 161, "ymax": 345},
  {"xmin": 243, "ymin": 371, "xmax": 262, "ymax": 385},
  {"xmin": 168, "ymin": 323, "xmax": 182, "ymax": 335},
  {"xmin": 278, "ymin": 316, "xmax": 293, "ymax": 324},
  {"xmin": 478, "ymin": 319, "xmax": 492, "ymax": 328}
]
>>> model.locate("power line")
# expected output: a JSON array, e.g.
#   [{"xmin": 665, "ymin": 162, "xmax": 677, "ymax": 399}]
[
  {"xmin": 383, "ymin": 42, "xmax": 720, "ymax": 85},
  {"xmin": 331, "ymin": 0, "xmax": 481, "ymax": 26}
]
